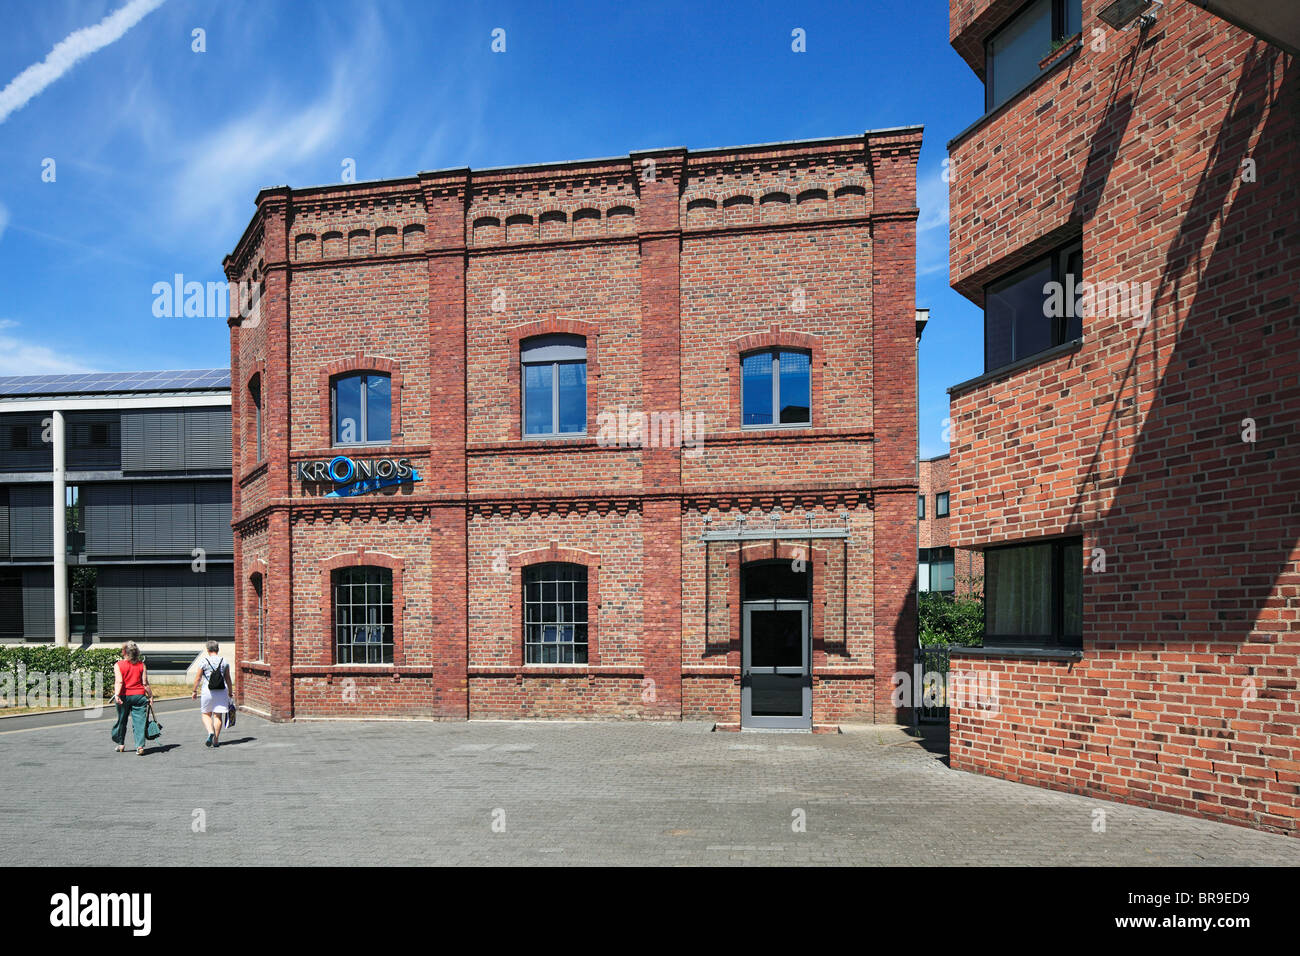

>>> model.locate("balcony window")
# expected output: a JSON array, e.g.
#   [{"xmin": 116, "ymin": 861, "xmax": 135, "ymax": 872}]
[
  {"xmin": 985, "ymin": 537, "xmax": 1082, "ymax": 647},
  {"xmin": 986, "ymin": 0, "xmax": 1082, "ymax": 112},
  {"xmin": 984, "ymin": 240, "xmax": 1083, "ymax": 373}
]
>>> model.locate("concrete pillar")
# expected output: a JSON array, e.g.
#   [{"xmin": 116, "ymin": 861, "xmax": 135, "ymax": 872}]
[{"xmin": 51, "ymin": 409, "xmax": 69, "ymax": 647}]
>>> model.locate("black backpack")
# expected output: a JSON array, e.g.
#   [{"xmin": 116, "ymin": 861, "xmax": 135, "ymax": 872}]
[{"xmin": 206, "ymin": 657, "xmax": 226, "ymax": 691}]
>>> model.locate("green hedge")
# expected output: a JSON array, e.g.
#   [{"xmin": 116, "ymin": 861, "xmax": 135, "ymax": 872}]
[
  {"xmin": 0, "ymin": 646, "xmax": 123, "ymax": 701},
  {"xmin": 918, "ymin": 591, "xmax": 985, "ymax": 648}
]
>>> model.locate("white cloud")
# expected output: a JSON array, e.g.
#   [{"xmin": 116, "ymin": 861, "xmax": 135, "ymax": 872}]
[
  {"xmin": 0, "ymin": 320, "xmax": 93, "ymax": 375},
  {"xmin": 0, "ymin": 0, "xmax": 168, "ymax": 125},
  {"xmin": 166, "ymin": 11, "xmax": 384, "ymax": 236},
  {"xmin": 916, "ymin": 166, "xmax": 951, "ymax": 278}
]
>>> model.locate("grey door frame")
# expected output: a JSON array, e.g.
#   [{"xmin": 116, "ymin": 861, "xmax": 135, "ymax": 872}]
[{"xmin": 741, "ymin": 600, "xmax": 811, "ymax": 729}]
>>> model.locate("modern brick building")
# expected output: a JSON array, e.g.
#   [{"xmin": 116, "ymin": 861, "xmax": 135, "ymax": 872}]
[
  {"xmin": 226, "ymin": 130, "xmax": 923, "ymax": 729},
  {"xmin": 945, "ymin": 0, "xmax": 1298, "ymax": 833},
  {"xmin": 918, "ymin": 454, "xmax": 982, "ymax": 595}
]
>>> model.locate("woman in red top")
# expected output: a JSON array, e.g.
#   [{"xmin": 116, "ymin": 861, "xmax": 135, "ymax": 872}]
[{"xmin": 111, "ymin": 642, "xmax": 153, "ymax": 755}]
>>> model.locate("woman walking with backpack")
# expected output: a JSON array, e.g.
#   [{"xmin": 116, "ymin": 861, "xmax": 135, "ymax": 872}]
[
  {"xmin": 191, "ymin": 641, "xmax": 235, "ymax": 748},
  {"xmin": 111, "ymin": 641, "xmax": 153, "ymax": 755}
]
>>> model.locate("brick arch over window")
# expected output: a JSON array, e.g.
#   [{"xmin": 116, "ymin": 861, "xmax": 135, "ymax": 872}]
[
  {"xmin": 505, "ymin": 319, "xmax": 599, "ymax": 441},
  {"xmin": 319, "ymin": 355, "xmax": 404, "ymax": 446},
  {"xmin": 243, "ymin": 361, "xmax": 265, "ymax": 472},
  {"xmin": 724, "ymin": 540, "xmax": 830, "ymax": 669},
  {"xmin": 319, "ymin": 549, "xmax": 406, "ymax": 666},
  {"xmin": 728, "ymin": 328, "xmax": 823, "ymax": 429},
  {"xmin": 507, "ymin": 543, "xmax": 601, "ymax": 667}
]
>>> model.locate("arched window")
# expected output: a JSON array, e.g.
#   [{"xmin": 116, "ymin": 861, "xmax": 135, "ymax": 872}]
[
  {"xmin": 251, "ymin": 572, "xmax": 266, "ymax": 661},
  {"xmin": 332, "ymin": 372, "xmax": 391, "ymax": 446},
  {"xmin": 333, "ymin": 566, "xmax": 393, "ymax": 663},
  {"xmin": 521, "ymin": 334, "xmax": 586, "ymax": 437},
  {"xmin": 523, "ymin": 562, "xmax": 588, "ymax": 664},
  {"xmin": 742, "ymin": 559, "xmax": 811, "ymax": 603},
  {"xmin": 741, "ymin": 348, "xmax": 811, "ymax": 426},
  {"xmin": 248, "ymin": 374, "xmax": 263, "ymax": 461}
]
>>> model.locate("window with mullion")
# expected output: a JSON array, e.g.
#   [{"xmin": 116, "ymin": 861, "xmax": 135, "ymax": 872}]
[
  {"xmin": 742, "ymin": 348, "xmax": 811, "ymax": 427},
  {"xmin": 985, "ymin": 537, "xmax": 1083, "ymax": 647},
  {"xmin": 333, "ymin": 566, "xmax": 394, "ymax": 664},
  {"xmin": 523, "ymin": 563, "xmax": 588, "ymax": 664},
  {"xmin": 521, "ymin": 335, "xmax": 587, "ymax": 437},
  {"xmin": 332, "ymin": 372, "xmax": 392, "ymax": 446}
]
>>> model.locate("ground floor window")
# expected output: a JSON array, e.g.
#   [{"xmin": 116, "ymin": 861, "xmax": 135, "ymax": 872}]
[
  {"xmin": 252, "ymin": 573, "xmax": 266, "ymax": 662},
  {"xmin": 918, "ymin": 547, "xmax": 954, "ymax": 594},
  {"xmin": 69, "ymin": 567, "xmax": 98, "ymax": 637},
  {"xmin": 523, "ymin": 562, "xmax": 588, "ymax": 664},
  {"xmin": 985, "ymin": 537, "xmax": 1082, "ymax": 647},
  {"xmin": 333, "ymin": 566, "xmax": 393, "ymax": 664}
]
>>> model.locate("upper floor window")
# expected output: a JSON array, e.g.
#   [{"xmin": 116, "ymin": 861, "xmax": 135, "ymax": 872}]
[
  {"xmin": 521, "ymin": 335, "xmax": 586, "ymax": 437},
  {"xmin": 936, "ymin": 492, "xmax": 950, "ymax": 518},
  {"xmin": 332, "ymin": 372, "xmax": 391, "ymax": 446},
  {"xmin": 249, "ymin": 374, "xmax": 263, "ymax": 461},
  {"xmin": 985, "ymin": 0, "xmax": 1082, "ymax": 112},
  {"xmin": 742, "ymin": 348, "xmax": 811, "ymax": 427},
  {"xmin": 985, "ymin": 240, "xmax": 1082, "ymax": 373},
  {"xmin": 918, "ymin": 547, "xmax": 955, "ymax": 594},
  {"xmin": 985, "ymin": 537, "xmax": 1082, "ymax": 647},
  {"xmin": 523, "ymin": 562, "xmax": 588, "ymax": 664},
  {"xmin": 333, "ymin": 565, "xmax": 393, "ymax": 664},
  {"xmin": 918, "ymin": 495, "xmax": 925, "ymax": 519}
]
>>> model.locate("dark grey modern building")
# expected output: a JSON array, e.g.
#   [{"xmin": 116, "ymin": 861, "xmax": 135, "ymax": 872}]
[{"xmin": 0, "ymin": 370, "xmax": 233, "ymax": 666}]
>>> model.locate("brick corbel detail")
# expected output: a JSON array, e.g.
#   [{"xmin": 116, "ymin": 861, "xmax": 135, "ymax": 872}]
[
  {"xmin": 318, "ymin": 549, "xmax": 407, "ymax": 666},
  {"xmin": 319, "ymin": 355, "xmax": 404, "ymax": 446},
  {"xmin": 507, "ymin": 541, "xmax": 602, "ymax": 667},
  {"xmin": 727, "ymin": 327, "xmax": 824, "ymax": 429},
  {"xmin": 505, "ymin": 318, "xmax": 600, "ymax": 441}
]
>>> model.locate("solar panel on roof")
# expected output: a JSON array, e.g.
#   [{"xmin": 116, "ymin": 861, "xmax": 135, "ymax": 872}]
[{"xmin": 0, "ymin": 368, "xmax": 232, "ymax": 396}]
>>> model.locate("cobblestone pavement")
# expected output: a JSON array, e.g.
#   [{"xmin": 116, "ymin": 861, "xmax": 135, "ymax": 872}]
[{"xmin": 1, "ymin": 711, "xmax": 1296, "ymax": 866}]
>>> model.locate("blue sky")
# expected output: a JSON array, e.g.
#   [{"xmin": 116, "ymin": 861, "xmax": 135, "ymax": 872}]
[{"xmin": 0, "ymin": 0, "xmax": 983, "ymax": 458}]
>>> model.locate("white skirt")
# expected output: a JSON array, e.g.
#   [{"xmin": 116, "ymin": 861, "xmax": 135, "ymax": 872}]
[{"xmin": 201, "ymin": 687, "xmax": 230, "ymax": 714}]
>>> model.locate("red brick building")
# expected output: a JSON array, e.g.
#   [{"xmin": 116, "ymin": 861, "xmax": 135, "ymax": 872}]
[
  {"xmin": 946, "ymin": 0, "xmax": 1298, "ymax": 833},
  {"xmin": 918, "ymin": 454, "xmax": 983, "ymax": 595},
  {"xmin": 225, "ymin": 130, "xmax": 923, "ymax": 729}
]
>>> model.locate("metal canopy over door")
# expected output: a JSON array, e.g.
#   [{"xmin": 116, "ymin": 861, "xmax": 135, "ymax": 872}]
[{"xmin": 741, "ymin": 600, "xmax": 811, "ymax": 729}]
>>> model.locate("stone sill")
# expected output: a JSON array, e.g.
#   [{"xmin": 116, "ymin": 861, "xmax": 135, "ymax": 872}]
[
  {"xmin": 947, "ymin": 338, "xmax": 1083, "ymax": 398},
  {"xmin": 950, "ymin": 645, "xmax": 1084, "ymax": 662}
]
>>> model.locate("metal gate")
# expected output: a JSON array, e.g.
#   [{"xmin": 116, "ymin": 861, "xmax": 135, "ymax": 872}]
[{"xmin": 916, "ymin": 644, "xmax": 950, "ymax": 724}]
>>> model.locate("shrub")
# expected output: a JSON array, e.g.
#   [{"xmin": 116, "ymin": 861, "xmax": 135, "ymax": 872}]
[
  {"xmin": 0, "ymin": 646, "xmax": 123, "ymax": 701},
  {"xmin": 918, "ymin": 590, "xmax": 984, "ymax": 648}
]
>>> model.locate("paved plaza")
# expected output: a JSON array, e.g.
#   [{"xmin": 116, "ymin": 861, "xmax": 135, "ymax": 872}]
[{"xmin": 1, "ymin": 704, "xmax": 1296, "ymax": 866}]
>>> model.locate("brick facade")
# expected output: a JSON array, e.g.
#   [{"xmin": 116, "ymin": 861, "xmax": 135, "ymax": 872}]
[
  {"xmin": 226, "ymin": 130, "xmax": 923, "ymax": 728},
  {"xmin": 918, "ymin": 454, "xmax": 982, "ymax": 592},
  {"xmin": 946, "ymin": 0, "xmax": 1299, "ymax": 834}
]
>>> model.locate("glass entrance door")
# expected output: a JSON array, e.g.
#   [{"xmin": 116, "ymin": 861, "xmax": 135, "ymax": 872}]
[{"xmin": 741, "ymin": 602, "xmax": 810, "ymax": 729}]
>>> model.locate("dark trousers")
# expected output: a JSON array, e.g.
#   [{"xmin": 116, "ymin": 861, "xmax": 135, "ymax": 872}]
[{"xmin": 111, "ymin": 695, "xmax": 149, "ymax": 749}]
